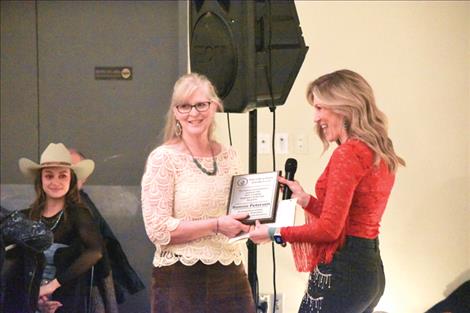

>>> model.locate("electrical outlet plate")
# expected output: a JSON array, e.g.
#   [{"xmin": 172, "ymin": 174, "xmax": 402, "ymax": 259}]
[
  {"xmin": 259, "ymin": 293, "xmax": 283, "ymax": 313},
  {"xmin": 295, "ymin": 133, "xmax": 308, "ymax": 154},
  {"xmin": 275, "ymin": 133, "xmax": 288, "ymax": 154},
  {"xmin": 258, "ymin": 133, "xmax": 271, "ymax": 154}
]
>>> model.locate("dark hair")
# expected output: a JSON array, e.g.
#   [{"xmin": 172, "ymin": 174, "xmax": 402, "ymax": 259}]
[{"xmin": 28, "ymin": 168, "xmax": 86, "ymax": 221}]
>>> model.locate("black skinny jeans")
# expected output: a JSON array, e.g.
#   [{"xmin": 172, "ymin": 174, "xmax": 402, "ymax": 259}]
[{"xmin": 298, "ymin": 236, "xmax": 385, "ymax": 313}]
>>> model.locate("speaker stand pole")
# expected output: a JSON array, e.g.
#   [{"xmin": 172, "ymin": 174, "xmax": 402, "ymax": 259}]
[{"xmin": 248, "ymin": 109, "xmax": 258, "ymax": 304}]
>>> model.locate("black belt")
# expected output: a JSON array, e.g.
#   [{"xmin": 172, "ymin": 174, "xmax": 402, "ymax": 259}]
[{"xmin": 345, "ymin": 235, "xmax": 379, "ymax": 250}]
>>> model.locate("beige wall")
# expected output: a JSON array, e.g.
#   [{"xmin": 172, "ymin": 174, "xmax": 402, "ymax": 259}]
[{"xmin": 214, "ymin": 2, "xmax": 470, "ymax": 312}]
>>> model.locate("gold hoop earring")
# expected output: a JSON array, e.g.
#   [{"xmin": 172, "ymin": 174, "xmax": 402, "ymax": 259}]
[{"xmin": 175, "ymin": 120, "xmax": 182, "ymax": 137}]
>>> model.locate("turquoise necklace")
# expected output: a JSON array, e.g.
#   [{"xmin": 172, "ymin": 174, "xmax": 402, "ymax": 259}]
[{"xmin": 182, "ymin": 140, "xmax": 218, "ymax": 176}]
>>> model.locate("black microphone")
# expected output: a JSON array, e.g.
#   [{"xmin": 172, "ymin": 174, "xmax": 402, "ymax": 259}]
[{"xmin": 282, "ymin": 158, "xmax": 298, "ymax": 200}]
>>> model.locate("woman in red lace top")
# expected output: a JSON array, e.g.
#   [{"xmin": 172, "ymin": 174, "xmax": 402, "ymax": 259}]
[{"xmin": 250, "ymin": 69, "xmax": 405, "ymax": 313}]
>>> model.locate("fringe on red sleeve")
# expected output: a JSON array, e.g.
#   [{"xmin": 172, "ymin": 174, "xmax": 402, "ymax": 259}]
[{"xmin": 289, "ymin": 211, "xmax": 347, "ymax": 272}]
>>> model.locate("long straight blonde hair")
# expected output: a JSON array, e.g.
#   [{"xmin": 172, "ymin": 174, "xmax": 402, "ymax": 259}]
[
  {"xmin": 162, "ymin": 73, "xmax": 223, "ymax": 143},
  {"xmin": 307, "ymin": 69, "xmax": 405, "ymax": 172}
]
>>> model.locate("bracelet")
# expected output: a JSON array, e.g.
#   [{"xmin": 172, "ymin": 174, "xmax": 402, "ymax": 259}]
[
  {"xmin": 215, "ymin": 217, "xmax": 219, "ymax": 235},
  {"xmin": 268, "ymin": 227, "xmax": 276, "ymax": 241}
]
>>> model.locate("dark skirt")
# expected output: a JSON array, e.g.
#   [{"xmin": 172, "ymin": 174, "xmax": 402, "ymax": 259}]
[
  {"xmin": 151, "ymin": 261, "xmax": 255, "ymax": 313},
  {"xmin": 298, "ymin": 236, "xmax": 385, "ymax": 313}
]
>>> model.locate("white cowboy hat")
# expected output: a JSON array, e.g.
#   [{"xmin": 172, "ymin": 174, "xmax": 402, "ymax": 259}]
[{"xmin": 19, "ymin": 143, "xmax": 94, "ymax": 180}]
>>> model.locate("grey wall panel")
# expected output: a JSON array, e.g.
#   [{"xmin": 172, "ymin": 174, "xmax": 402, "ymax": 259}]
[
  {"xmin": 37, "ymin": 1, "xmax": 181, "ymax": 185},
  {"xmin": 1, "ymin": 1, "xmax": 188, "ymax": 312},
  {"xmin": 1, "ymin": 1, "xmax": 39, "ymax": 184}
]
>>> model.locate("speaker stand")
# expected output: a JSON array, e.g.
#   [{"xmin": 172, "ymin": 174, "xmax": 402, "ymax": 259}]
[{"xmin": 248, "ymin": 109, "xmax": 258, "ymax": 302}]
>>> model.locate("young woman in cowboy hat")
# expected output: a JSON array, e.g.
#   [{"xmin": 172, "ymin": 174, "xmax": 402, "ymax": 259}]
[{"xmin": 19, "ymin": 142, "xmax": 104, "ymax": 313}]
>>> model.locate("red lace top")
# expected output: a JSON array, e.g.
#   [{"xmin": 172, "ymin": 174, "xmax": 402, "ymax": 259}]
[{"xmin": 281, "ymin": 139, "xmax": 395, "ymax": 272}]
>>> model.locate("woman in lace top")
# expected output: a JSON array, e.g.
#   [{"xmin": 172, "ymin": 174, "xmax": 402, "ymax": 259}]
[
  {"xmin": 250, "ymin": 70, "xmax": 405, "ymax": 313},
  {"xmin": 141, "ymin": 73, "xmax": 255, "ymax": 313}
]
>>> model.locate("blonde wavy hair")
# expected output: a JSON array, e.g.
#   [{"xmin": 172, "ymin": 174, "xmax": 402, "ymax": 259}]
[
  {"xmin": 163, "ymin": 72, "xmax": 223, "ymax": 143},
  {"xmin": 307, "ymin": 69, "xmax": 405, "ymax": 172}
]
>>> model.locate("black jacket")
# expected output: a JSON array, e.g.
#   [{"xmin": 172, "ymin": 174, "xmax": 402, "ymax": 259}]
[
  {"xmin": 80, "ymin": 190, "xmax": 145, "ymax": 303},
  {"xmin": 426, "ymin": 281, "xmax": 470, "ymax": 313}
]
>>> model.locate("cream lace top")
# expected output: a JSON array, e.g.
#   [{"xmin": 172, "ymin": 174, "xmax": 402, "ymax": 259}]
[{"xmin": 141, "ymin": 143, "xmax": 246, "ymax": 267}]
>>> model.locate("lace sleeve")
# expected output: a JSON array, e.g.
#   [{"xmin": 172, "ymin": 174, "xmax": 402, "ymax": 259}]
[
  {"xmin": 303, "ymin": 195, "xmax": 320, "ymax": 217},
  {"xmin": 311, "ymin": 144, "xmax": 371, "ymax": 241},
  {"xmin": 282, "ymin": 142, "xmax": 372, "ymax": 243},
  {"xmin": 141, "ymin": 148, "xmax": 180, "ymax": 254}
]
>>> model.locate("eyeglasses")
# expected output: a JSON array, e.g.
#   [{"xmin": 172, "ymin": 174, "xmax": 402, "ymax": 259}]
[{"xmin": 176, "ymin": 101, "xmax": 211, "ymax": 114}]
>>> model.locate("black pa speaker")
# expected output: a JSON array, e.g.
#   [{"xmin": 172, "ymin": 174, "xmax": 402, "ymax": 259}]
[{"xmin": 190, "ymin": 0, "xmax": 308, "ymax": 113}]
